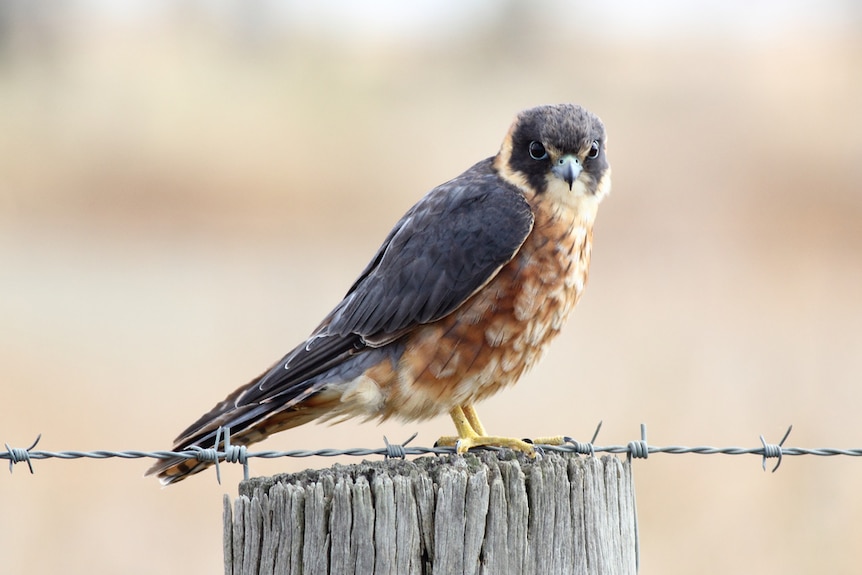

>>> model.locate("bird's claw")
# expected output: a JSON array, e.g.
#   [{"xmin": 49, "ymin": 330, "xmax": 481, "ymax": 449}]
[{"xmin": 436, "ymin": 434, "xmax": 538, "ymax": 457}]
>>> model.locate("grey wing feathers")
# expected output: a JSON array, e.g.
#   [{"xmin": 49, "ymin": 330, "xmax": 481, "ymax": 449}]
[{"xmin": 327, "ymin": 157, "xmax": 534, "ymax": 343}]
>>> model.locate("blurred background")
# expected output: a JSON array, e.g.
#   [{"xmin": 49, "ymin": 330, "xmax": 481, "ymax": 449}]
[{"xmin": 1, "ymin": 1, "xmax": 860, "ymax": 573}]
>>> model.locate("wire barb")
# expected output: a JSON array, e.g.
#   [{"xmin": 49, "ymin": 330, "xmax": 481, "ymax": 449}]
[
  {"xmin": 220, "ymin": 426, "xmax": 250, "ymax": 482},
  {"xmin": 383, "ymin": 432, "xmax": 418, "ymax": 459},
  {"xmin": 563, "ymin": 420, "xmax": 603, "ymax": 456},
  {"xmin": 627, "ymin": 423, "xmax": 649, "ymax": 461},
  {"xmin": 4, "ymin": 434, "xmax": 41, "ymax": 474},
  {"xmin": 760, "ymin": 425, "xmax": 793, "ymax": 472},
  {"xmin": 212, "ymin": 426, "xmax": 226, "ymax": 485}
]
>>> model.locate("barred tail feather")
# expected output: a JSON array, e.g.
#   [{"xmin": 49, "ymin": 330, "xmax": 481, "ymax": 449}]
[{"xmin": 146, "ymin": 373, "xmax": 334, "ymax": 484}]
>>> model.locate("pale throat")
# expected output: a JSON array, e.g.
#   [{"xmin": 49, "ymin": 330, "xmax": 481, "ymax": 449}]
[
  {"xmin": 538, "ymin": 175, "xmax": 601, "ymax": 227},
  {"xmin": 494, "ymin": 155, "xmax": 605, "ymax": 229}
]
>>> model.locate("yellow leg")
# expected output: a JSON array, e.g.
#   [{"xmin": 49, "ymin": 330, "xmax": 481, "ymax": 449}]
[
  {"xmin": 436, "ymin": 404, "xmax": 537, "ymax": 457},
  {"xmin": 449, "ymin": 405, "xmax": 477, "ymax": 438},
  {"xmin": 461, "ymin": 404, "xmax": 487, "ymax": 436}
]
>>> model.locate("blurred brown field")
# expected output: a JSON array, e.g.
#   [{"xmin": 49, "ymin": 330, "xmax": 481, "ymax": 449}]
[{"xmin": 1, "ymin": 3, "xmax": 861, "ymax": 574}]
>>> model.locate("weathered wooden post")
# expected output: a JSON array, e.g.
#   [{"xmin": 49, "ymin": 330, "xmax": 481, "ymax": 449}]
[{"xmin": 224, "ymin": 451, "xmax": 638, "ymax": 575}]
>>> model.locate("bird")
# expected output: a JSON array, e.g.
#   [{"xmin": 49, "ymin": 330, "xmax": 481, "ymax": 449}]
[{"xmin": 147, "ymin": 103, "xmax": 611, "ymax": 485}]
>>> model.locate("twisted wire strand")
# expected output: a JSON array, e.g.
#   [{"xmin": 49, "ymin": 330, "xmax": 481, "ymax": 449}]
[{"xmin": 5, "ymin": 423, "xmax": 862, "ymax": 481}]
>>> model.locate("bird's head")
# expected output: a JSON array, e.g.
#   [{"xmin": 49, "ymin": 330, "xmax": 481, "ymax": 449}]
[{"xmin": 496, "ymin": 104, "xmax": 611, "ymax": 208}]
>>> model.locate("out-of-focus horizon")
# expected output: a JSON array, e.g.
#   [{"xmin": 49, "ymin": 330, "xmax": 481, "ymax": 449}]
[{"xmin": 1, "ymin": 2, "xmax": 861, "ymax": 574}]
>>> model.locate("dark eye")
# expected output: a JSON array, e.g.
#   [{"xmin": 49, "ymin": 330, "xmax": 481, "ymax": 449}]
[
  {"xmin": 528, "ymin": 141, "xmax": 548, "ymax": 160},
  {"xmin": 587, "ymin": 140, "xmax": 600, "ymax": 159}
]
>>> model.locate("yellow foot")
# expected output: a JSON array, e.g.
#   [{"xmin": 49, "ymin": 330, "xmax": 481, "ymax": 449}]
[
  {"xmin": 530, "ymin": 436, "xmax": 569, "ymax": 446},
  {"xmin": 439, "ymin": 404, "xmax": 550, "ymax": 457},
  {"xmin": 435, "ymin": 434, "xmax": 538, "ymax": 456}
]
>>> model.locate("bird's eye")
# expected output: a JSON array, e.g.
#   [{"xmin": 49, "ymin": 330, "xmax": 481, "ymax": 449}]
[
  {"xmin": 587, "ymin": 140, "xmax": 600, "ymax": 159},
  {"xmin": 528, "ymin": 141, "xmax": 548, "ymax": 160}
]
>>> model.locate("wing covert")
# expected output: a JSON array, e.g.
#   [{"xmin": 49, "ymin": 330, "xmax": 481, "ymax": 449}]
[{"xmin": 327, "ymin": 157, "xmax": 534, "ymax": 343}]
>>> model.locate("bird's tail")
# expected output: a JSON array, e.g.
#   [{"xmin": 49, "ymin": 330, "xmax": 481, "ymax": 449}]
[
  {"xmin": 145, "ymin": 421, "xmax": 270, "ymax": 486},
  {"xmin": 147, "ymin": 333, "xmax": 365, "ymax": 485},
  {"xmin": 145, "ymin": 377, "xmax": 265, "ymax": 485},
  {"xmin": 146, "ymin": 372, "xmax": 334, "ymax": 485}
]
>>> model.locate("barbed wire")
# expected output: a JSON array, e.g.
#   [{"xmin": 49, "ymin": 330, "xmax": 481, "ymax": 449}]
[{"xmin": 4, "ymin": 423, "xmax": 862, "ymax": 484}]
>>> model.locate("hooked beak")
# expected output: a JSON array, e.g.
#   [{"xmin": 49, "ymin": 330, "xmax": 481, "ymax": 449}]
[{"xmin": 552, "ymin": 155, "xmax": 582, "ymax": 191}]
